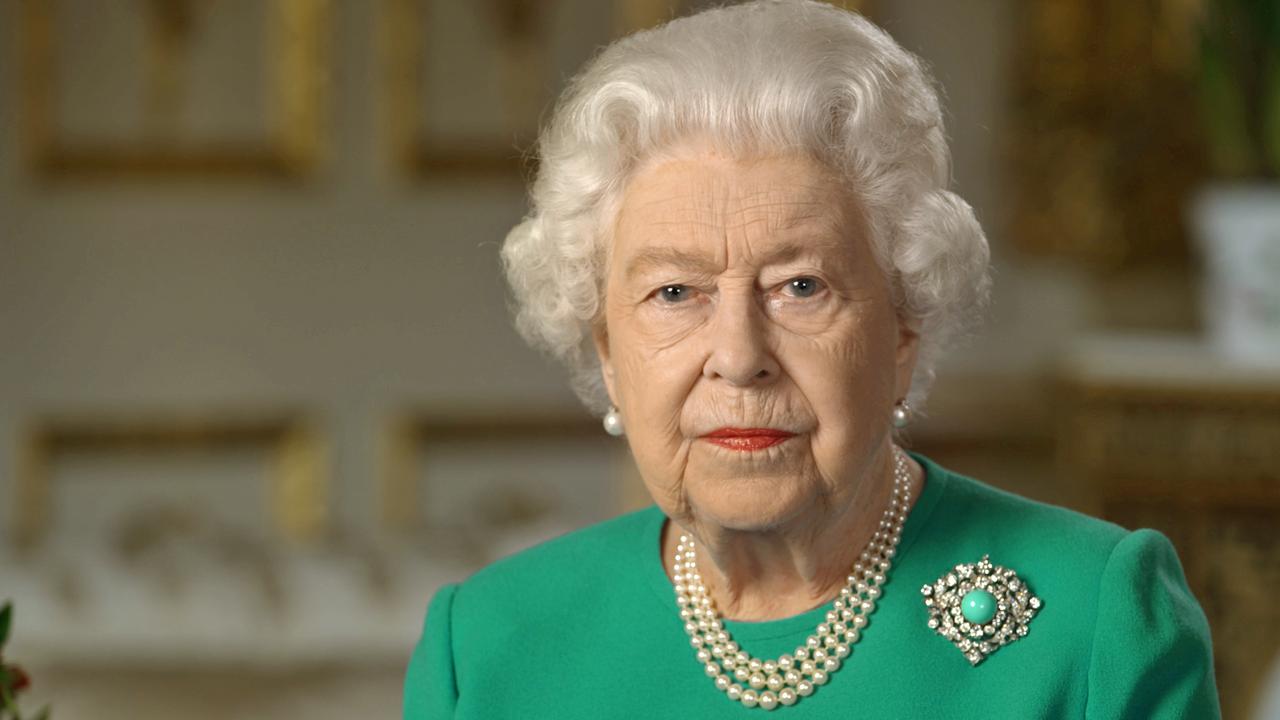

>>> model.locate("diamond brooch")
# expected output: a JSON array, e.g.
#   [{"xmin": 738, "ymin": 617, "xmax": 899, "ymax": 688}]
[{"xmin": 921, "ymin": 555, "xmax": 1042, "ymax": 666}]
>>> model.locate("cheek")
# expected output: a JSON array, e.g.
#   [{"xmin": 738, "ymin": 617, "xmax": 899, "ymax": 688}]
[
  {"xmin": 782, "ymin": 310, "xmax": 897, "ymax": 430},
  {"xmin": 608, "ymin": 314, "xmax": 706, "ymax": 433}
]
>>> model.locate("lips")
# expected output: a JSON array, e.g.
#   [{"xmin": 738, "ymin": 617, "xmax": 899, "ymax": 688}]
[{"xmin": 701, "ymin": 427, "xmax": 796, "ymax": 451}]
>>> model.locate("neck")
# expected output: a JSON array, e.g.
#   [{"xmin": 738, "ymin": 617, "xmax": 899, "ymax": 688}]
[{"xmin": 661, "ymin": 445, "xmax": 923, "ymax": 622}]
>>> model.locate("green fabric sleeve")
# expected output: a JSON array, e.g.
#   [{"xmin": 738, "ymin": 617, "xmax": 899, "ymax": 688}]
[
  {"xmin": 1085, "ymin": 529, "xmax": 1221, "ymax": 719},
  {"xmin": 403, "ymin": 583, "xmax": 459, "ymax": 720}
]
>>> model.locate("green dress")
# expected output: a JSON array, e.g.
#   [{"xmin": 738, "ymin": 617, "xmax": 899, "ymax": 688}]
[{"xmin": 403, "ymin": 453, "xmax": 1221, "ymax": 718}]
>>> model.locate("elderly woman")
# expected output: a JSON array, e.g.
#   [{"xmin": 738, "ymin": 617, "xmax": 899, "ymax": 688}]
[{"xmin": 404, "ymin": 1, "xmax": 1220, "ymax": 717}]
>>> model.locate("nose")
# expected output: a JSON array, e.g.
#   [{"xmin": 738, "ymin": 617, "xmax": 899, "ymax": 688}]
[{"xmin": 702, "ymin": 291, "xmax": 780, "ymax": 386}]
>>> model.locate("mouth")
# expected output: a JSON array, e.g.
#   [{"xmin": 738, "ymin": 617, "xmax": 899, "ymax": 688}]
[{"xmin": 700, "ymin": 427, "xmax": 797, "ymax": 452}]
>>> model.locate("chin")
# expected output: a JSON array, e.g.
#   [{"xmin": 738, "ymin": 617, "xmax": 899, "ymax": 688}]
[{"xmin": 686, "ymin": 476, "xmax": 813, "ymax": 532}]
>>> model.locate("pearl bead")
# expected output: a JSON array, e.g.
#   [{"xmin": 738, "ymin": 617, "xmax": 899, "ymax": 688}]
[
  {"xmin": 762, "ymin": 660, "xmax": 777, "ymax": 674},
  {"xmin": 727, "ymin": 684, "xmax": 744, "ymax": 701},
  {"xmin": 824, "ymin": 657, "xmax": 840, "ymax": 672},
  {"xmin": 793, "ymin": 647, "xmax": 808, "ymax": 661},
  {"xmin": 811, "ymin": 670, "xmax": 829, "ymax": 686},
  {"xmin": 759, "ymin": 691, "xmax": 779, "ymax": 710},
  {"xmin": 696, "ymin": 648, "xmax": 711, "ymax": 663},
  {"xmin": 784, "ymin": 669, "xmax": 801, "ymax": 685},
  {"xmin": 734, "ymin": 667, "xmax": 750, "ymax": 682},
  {"xmin": 766, "ymin": 674, "xmax": 784, "ymax": 691},
  {"xmin": 777, "ymin": 654, "xmax": 793, "ymax": 670},
  {"xmin": 812, "ymin": 648, "xmax": 827, "ymax": 662},
  {"xmin": 748, "ymin": 658, "xmax": 763, "ymax": 672},
  {"xmin": 706, "ymin": 663, "xmax": 720, "ymax": 677},
  {"xmin": 749, "ymin": 673, "xmax": 766, "ymax": 689},
  {"xmin": 800, "ymin": 660, "xmax": 816, "ymax": 674},
  {"xmin": 796, "ymin": 680, "xmax": 814, "ymax": 697},
  {"xmin": 834, "ymin": 643, "xmax": 850, "ymax": 659},
  {"xmin": 715, "ymin": 674, "xmax": 731, "ymax": 691},
  {"xmin": 741, "ymin": 689, "xmax": 759, "ymax": 708},
  {"xmin": 779, "ymin": 688, "xmax": 798, "ymax": 706}
]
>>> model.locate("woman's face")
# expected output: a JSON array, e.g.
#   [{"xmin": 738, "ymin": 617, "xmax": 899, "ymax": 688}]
[{"xmin": 595, "ymin": 149, "xmax": 919, "ymax": 532}]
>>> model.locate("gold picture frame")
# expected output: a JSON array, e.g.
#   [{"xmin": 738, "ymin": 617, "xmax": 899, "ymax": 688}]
[
  {"xmin": 11, "ymin": 412, "xmax": 329, "ymax": 550},
  {"xmin": 20, "ymin": 0, "xmax": 329, "ymax": 180},
  {"xmin": 1006, "ymin": 0, "xmax": 1206, "ymax": 269}
]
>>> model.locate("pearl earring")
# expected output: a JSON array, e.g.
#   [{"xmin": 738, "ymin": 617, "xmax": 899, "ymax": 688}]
[
  {"xmin": 603, "ymin": 406, "xmax": 625, "ymax": 437},
  {"xmin": 892, "ymin": 399, "xmax": 913, "ymax": 429}
]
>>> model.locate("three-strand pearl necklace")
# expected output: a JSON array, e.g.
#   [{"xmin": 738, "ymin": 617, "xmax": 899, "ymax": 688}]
[{"xmin": 672, "ymin": 445, "xmax": 913, "ymax": 710}]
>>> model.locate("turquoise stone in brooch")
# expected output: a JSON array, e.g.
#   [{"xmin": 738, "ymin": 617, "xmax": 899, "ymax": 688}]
[{"xmin": 921, "ymin": 555, "xmax": 1042, "ymax": 666}]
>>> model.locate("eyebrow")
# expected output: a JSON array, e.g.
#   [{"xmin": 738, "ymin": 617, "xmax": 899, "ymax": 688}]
[{"xmin": 622, "ymin": 239, "xmax": 843, "ymax": 283}]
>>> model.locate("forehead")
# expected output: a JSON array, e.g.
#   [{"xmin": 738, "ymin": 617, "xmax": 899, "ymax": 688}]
[{"xmin": 612, "ymin": 151, "xmax": 854, "ymax": 254}]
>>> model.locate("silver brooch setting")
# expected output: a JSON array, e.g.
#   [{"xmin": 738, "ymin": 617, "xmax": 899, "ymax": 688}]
[{"xmin": 921, "ymin": 555, "xmax": 1042, "ymax": 666}]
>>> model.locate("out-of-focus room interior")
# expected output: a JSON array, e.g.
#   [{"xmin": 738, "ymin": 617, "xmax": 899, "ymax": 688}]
[{"xmin": 1, "ymin": 0, "xmax": 1277, "ymax": 718}]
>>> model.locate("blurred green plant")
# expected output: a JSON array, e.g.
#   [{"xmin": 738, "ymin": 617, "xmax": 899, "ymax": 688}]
[
  {"xmin": 0, "ymin": 601, "xmax": 49, "ymax": 720},
  {"xmin": 1198, "ymin": 0, "xmax": 1280, "ymax": 179}
]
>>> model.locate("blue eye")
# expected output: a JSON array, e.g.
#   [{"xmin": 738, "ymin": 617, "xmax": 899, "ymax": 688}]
[
  {"xmin": 786, "ymin": 277, "xmax": 822, "ymax": 298},
  {"xmin": 658, "ymin": 285, "xmax": 690, "ymax": 302}
]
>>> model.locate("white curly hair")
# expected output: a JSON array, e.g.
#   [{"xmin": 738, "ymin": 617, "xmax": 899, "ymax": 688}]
[{"xmin": 501, "ymin": 0, "xmax": 990, "ymax": 415}]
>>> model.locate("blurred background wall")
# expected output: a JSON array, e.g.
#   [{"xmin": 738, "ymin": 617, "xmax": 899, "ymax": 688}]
[{"xmin": 1, "ymin": 1, "xmax": 1277, "ymax": 718}]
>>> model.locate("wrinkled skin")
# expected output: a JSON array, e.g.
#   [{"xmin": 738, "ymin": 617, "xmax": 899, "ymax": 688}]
[{"xmin": 593, "ymin": 148, "xmax": 925, "ymax": 620}]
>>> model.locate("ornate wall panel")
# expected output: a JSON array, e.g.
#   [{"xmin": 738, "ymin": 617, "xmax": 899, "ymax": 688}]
[
  {"xmin": 20, "ymin": 0, "xmax": 329, "ymax": 179},
  {"xmin": 12, "ymin": 412, "xmax": 329, "ymax": 552}
]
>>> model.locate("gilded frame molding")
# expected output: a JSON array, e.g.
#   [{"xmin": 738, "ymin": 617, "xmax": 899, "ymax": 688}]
[
  {"xmin": 381, "ymin": 0, "xmax": 548, "ymax": 179},
  {"xmin": 19, "ymin": 0, "xmax": 329, "ymax": 180},
  {"xmin": 11, "ymin": 412, "xmax": 329, "ymax": 550}
]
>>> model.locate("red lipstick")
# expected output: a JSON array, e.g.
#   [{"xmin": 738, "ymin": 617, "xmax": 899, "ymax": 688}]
[{"xmin": 701, "ymin": 428, "xmax": 796, "ymax": 451}]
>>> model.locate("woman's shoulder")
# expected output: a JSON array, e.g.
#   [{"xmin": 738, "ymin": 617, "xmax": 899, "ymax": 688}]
[{"xmin": 914, "ymin": 453, "xmax": 1132, "ymax": 569}]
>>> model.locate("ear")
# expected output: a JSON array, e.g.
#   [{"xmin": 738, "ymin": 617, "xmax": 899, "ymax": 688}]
[
  {"xmin": 591, "ymin": 323, "xmax": 619, "ymax": 406},
  {"xmin": 893, "ymin": 315, "xmax": 922, "ymax": 403}
]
